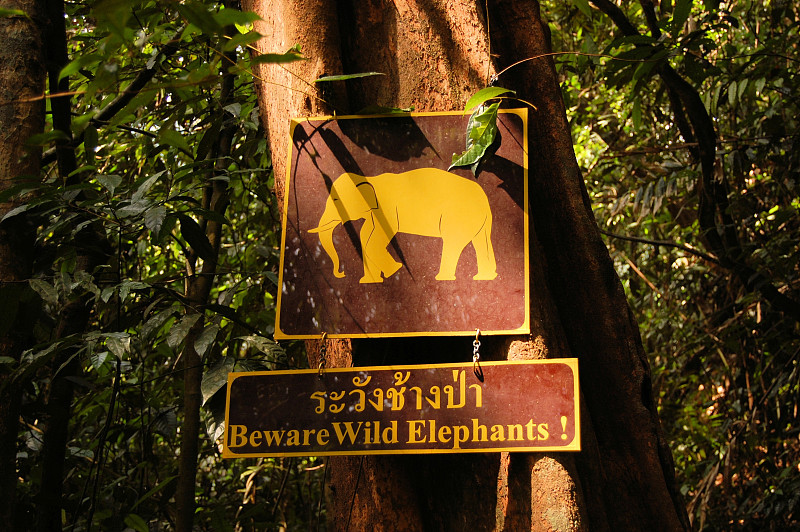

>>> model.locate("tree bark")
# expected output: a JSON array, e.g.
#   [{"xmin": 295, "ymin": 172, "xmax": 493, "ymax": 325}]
[
  {"xmin": 244, "ymin": 0, "xmax": 689, "ymax": 529},
  {"xmin": 0, "ymin": 1, "xmax": 45, "ymax": 529}
]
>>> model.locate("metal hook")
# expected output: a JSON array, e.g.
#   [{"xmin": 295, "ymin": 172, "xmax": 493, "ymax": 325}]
[{"xmin": 472, "ymin": 328, "xmax": 481, "ymax": 374}]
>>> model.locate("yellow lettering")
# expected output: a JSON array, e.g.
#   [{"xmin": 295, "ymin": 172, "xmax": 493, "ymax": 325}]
[
  {"xmin": 538, "ymin": 423, "xmax": 549, "ymax": 440},
  {"xmin": 249, "ymin": 430, "xmax": 262, "ymax": 447},
  {"xmin": 506, "ymin": 424, "xmax": 523, "ymax": 441},
  {"xmin": 429, "ymin": 419, "xmax": 437, "ymax": 443},
  {"xmin": 526, "ymin": 419, "xmax": 537, "ymax": 441},
  {"xmin": 438, "ymin": 425, "xmax": 451, "ymax": 443},
  {"xmin": 302, "ymin": 429, "xmax": 316, "ymax": 446},
  {"xmin": 263, "ymin": 430, "xmax": 285, "ymax": 446},
  {"xmin": 317, "ymin": 428, "xmax": 330, "ymax": 446},
  {"xmin": 286, "ymin": 430, "xmax": 301, "ymax": 446},
  {"xmin": 367, "ymin": 421, "xmax": 381, "ymax": 444},
  {"xmin": 472, "ymin": 419, "xmax": 488, "ymax": 442},
  {"xmin": 229, "ymin": 425, "xmax": 248, "ymax": 447},
  {"xmin": 469, "ymin": 383, "xmax": 483, "ymax": 407},
  {"xmin": 490, "ymin": 425, "xmax": 506, "ymax": 442},
  {"xmin": 332, "ymin": 422, "xmax": 363, "ymax": 444},
  {"xmin": 382, "ymin": 421, "xmax": 398, "ymax": 443},
  {"xmin": 407, "ymin": 420, "xmax": 426, "ymax": 443},
  {"xmin": 453, "ymin": 425, "xmax": 469, "ymax": 449},
  {"xmin": 410, "ymin": 387, "xmax": 423, "ymax": 409}
]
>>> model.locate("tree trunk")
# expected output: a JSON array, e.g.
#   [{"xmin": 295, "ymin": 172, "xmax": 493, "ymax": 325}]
[
  {"xmin": 0, "ymin": 1, "xmax": 45, "ymax": 529},
  {"xmin": 244, "ymin": 0, "xmax": 689, "ymax": 529},
  {"xmin": 174, "ymin": 25, "xmax": 236, "ymax": 531}
]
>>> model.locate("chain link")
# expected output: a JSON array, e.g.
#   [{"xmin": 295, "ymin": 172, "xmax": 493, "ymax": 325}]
[
  {"xmin": 472, "ymin": 329, "xmax": 481, "ymax": 373},
  {"xmin": 318, "ymin": 332, "xmax": 327, "ymax": 378}
]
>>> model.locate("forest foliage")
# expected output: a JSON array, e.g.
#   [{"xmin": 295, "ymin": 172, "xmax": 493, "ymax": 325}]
[{"xmin": 0, "ymin": 0, "xmax": 798, "ymax": 530}]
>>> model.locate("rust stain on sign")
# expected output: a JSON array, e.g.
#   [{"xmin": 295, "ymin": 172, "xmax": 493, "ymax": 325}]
[
  {"xmin": 223, "ymin": 360, "xmax": 579, "ymax": 457},
  {"xmin": 275, "ymin": 110, "xmax": 529, "ymax": 338}
]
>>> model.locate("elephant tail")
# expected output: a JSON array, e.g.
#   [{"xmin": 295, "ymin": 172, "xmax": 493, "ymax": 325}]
[{"xmin": 308, "ymin": 220, "xmax": 340, "ymax": 233}]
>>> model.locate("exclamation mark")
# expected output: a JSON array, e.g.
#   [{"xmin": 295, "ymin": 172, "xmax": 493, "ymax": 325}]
[{"xmin": 560, "ymin": 416, "xmax": 568, "ymax": 440}]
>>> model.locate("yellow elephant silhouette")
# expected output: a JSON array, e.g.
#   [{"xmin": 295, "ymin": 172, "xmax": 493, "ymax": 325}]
[{"xmin": 308, "ymin": 168, "xmax": 497, "ymax": 283}]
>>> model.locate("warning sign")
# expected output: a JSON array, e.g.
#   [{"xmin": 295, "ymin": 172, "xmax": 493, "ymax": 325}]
[
  {"xmin": 224, "ymin": 360, "xmax": 579, "ymax": 457},
  {"xmin": 275, "ymin": 110, "xmax": 529, "ymax": 338}
]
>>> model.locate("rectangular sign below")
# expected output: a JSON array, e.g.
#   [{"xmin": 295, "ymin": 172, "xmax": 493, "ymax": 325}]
[{"xmin": 223, "ymin": 360, "xmax": 579, "ymax": 458}]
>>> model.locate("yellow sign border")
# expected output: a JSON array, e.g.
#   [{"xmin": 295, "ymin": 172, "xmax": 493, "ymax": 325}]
[
  {"xmin": 223, "ymin": 359, "xmax": 579, "ymax": 458},
  {"xmin": 274, "ymin": 109, "xmax": 530, "ymax": 339}
]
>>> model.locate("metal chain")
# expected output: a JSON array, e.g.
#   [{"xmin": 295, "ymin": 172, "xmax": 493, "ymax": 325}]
[
  {"xmin": 318, "ymin": 332, "xmax": 327, "ymax": 378},
  {"xmin": 472, "ymin": 329, "xmax": 481, "ymax": 373}
]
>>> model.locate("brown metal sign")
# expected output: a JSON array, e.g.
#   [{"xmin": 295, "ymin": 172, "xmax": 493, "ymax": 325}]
[
  {"xmin": 275, "ymin": 110, "xmax": 529, "ymax": 339},
  {"xmin": 223, "ymin": 360, "xmax": 579, "ymax": 458}
]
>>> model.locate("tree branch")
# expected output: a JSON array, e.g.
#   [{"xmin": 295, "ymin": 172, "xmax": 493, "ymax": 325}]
[
  {"xmin": 590, "ymin": 0, "xmax": 800, "ymax": 324},
  {"xmin": 41, "ymin": 29, "xmax": 183, "ymax": 167},
  {"xmin": 598, "ymin": 228, "xmax": 720, "ymax": 265}
]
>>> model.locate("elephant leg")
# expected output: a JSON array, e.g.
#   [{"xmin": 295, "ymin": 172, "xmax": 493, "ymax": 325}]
[
  {"xmin": 436, "ymin": 237, "xmax": 470, "ymax": 281},
  {"xmin": 359, "ymin": 216, "xmax": 401, "ymax": 284},
  {"xmin": 471, "ymin": 219, "xmax": 497, "ymax": 280}
]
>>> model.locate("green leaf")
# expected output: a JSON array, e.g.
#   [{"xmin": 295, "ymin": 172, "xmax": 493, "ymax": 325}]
[
  {"xmin": 118, "ymin": 280, "xmax": 148, "ymax": 303},
  {"xmin": 29, "ymin": 279, "xmax": 59, "ymax": 306},
  {"xmin": 144, "ymin": 205, "xmax": 167, "ymax": 235},
  {"xmin": 91, "ymin": 351, "xmax": 110, "ymax": 371},
  {"xmin": 158, "ymin": 128, "xmax": 193, "ymax": 157},
  {"xmin": 141, "ymin": 310, "xmax": 176, "ymax": 341},
  {"xmin": 251, "ymin": 47, "xmax": 305, "ymax": 65},
  {"xmin": 239, "ymin": 335, "xmax": 284, "ymax": 357},
  {"xmin": 314, "ymin": 72, "xmax": 385, "ymax": 83},
  {"xmin": 96, "ymin": 174, "xmax": 122, "ymax": 195},
  {"xmin": 463, "ymin": 86, "xmax": 514, "ymax": 112},
  {"xmin": 194, "ymin": 324, "xmax": 220, "ymax": 359},
  {"xmin": 167, "ymin": 314, "xmax": 202, "ymax": 350},
  {"xmin": 151, "ymin": 408, "xmax": 178, "ymax": 438},
  {"xmin": 755, "ymin": 77, "xmax": 766, "ymax": 95},
  {"xmin": 106, "ymin": 335, "xmax": 130, "ymax": 359},
  {"xmin": 213, "ymin": 9, "xmax": 261, "ymax": 28},
  {"xmin": 673, "ymin": 0, "xmax": 693, "ymax": 36},
  {"xmin": 25, "ymin": 130, "xmax": 70, "ymax": 147},
  {"xmin": 449, "ymin": 102, "xmax": 500, "ymax": 172},
  {"xmin": 132, "ymin": 171, "xmax": 166, "ymax": 201},
  {"xmin": 123, "ymin": 513, "xmax": 149, "ymax": 532},
  {"xmin": 100, "ymin": 285, "xmax": 116, "ymax": 303},
  {"xmin": 59, "ymin": 54, "xmax": 103, "ymax": 81},
  {"xmin": 178, "ymin": 214, "xmax": 216, "ymax": 262},
  {"xmin": 653, "ymin": 177, "xmax": 667, "ymax": 214},
  {"xmin": 1, "ymin": 203, "xmax": 32, "ymax": 223},
  {"xmin": 728, "ymin": 80, "xmax": 738, "ymax": 106},
  {"xmin": 573, "ymin": 0, "xmax": 593, "ymax": 19},
  {"xmin": 116, "ymin": 199, "xmax": 150, "ymax": 218},
  {"xmin": 201, "ymin": 356, "xmax": 235, "ymax": 405},
  {"xmin": 176, "ymin": 2, "xmax": 223, "ymax": 35},
  {"xmin": 131, "ymin": 475, "xmax": 178, "ymax": 510},
  {"xmin": 0, "ymin": 8, "xmax": 27, "ymax": 17},
  {"xmin": 223, "ymin": 30, "xmax": 262, "ymax": 52},
  {"xmin": 631, "ymin": 98, "xmax": 642, "ymax": 129}
]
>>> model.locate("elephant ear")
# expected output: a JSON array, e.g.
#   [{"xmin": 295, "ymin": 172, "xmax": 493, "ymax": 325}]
[{"xmin": 355, "ymin": 181, "xmax": 379, "ymax": 209}]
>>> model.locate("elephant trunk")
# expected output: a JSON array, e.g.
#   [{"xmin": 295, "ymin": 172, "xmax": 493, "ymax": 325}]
[{"xmin": 308, "ymin": 205, "xmax": 346, "ymax": 278}]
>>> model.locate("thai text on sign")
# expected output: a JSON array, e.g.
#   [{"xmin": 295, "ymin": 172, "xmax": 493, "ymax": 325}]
[{"xmin": 223, "ymin": 360, "xmax": 580, "ymax": 458}]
